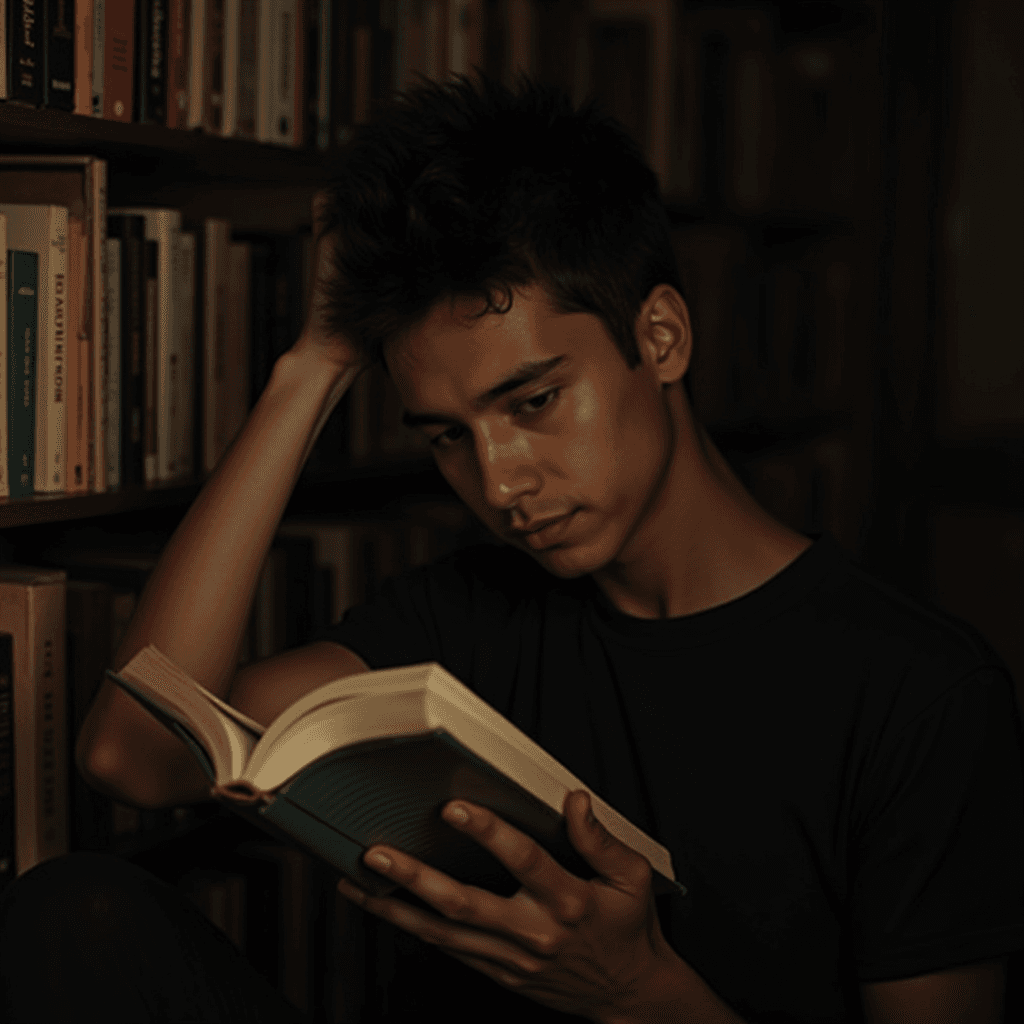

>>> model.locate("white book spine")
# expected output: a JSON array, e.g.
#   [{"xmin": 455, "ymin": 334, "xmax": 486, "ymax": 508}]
[
  {"xmin": 178, "ymin": 231, "xmax": 197, "ymax": 479},
  {"xmin": 107, "ymin": 208, "xmax": 183, "ymax": 482},
  {"xmin": 104, "ymin": 237, "xmax": 121, "ymax": 489},
  {"xmin": 38, "ymin": 209, "xmax": 68, "ymax": 494},
  {"xmin": 222, "ymin": 0, "xmax": 241, "ymax": 135},
  {"xmin": 0, "ymin": 215, "xmax": 7, "ymax": 498},
  {"xmin": 188, "ymin": 0, "xmax": 208, "ymax": 128},
  {"xmin": 92, "ymin": 0, "xmax": 104, "ymax": 116},
  {"xmin": 91, "ymin": 159, "xmax": 108, "ymax": 492}
]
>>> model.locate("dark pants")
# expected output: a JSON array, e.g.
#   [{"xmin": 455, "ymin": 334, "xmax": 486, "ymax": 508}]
[{"xmin": 0, "ymin": 851, "xmax": 311, "ymax": 1024}]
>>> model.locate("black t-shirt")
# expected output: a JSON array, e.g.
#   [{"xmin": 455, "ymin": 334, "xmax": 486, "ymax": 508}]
[{"xmin": 313, "ymin": 532, "xmax": 1024, "ymax": 1024}]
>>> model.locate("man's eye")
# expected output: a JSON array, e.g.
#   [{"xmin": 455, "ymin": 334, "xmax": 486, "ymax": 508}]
[
  {"xmin": 516, "ymin": 388, "xmax": 561, "ymax": 416},
  {"xmin": 429, "ymin": 426, "xmax": 464, "ymax": 449}
]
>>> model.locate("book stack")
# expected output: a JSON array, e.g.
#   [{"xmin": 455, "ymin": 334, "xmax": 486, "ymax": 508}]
[
  {"xmin": 0, "ymin": 194, "xmax": 439, "ymax": 500},
  {"xmin": 1, "ymin": 0, "xmax": 488, "ymax": 149}
]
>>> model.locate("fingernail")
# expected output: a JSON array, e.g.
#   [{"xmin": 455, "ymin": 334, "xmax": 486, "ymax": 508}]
[
  {"xmin": 445, "ymin": 803, "xmax": 470, "ymax": 825},
  {"xmin": 367, "ymin": 851, "xmax": 391, "ymax": 870}
]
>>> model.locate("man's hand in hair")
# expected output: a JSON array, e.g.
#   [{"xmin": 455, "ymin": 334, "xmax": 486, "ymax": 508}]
[{"xmin": 336, "ymin": 790, "xmax": 706, "ymax": 1022}]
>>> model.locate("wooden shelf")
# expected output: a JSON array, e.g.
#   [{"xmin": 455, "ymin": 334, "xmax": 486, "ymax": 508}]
[
  {"xmin": 0, "ymin": 100, "xmax": 342, "ymax": 185},
  {"xmin": 0, "ymin": 415, "xmax": 858, "ymax": 530}
]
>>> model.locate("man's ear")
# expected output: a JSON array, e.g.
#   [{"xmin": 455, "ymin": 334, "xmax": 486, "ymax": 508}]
[{"xmin": 636, "ymin": 285, "xmax": 693, "ymax": 385}]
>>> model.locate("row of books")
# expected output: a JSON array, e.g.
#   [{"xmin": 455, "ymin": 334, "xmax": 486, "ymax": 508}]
[
  {"xmin": 0, "ymin": 156, "xmax": 432, "ymax": 499},
  {"xmin": 0, "ymin": 499, "xmax": 474, "ymax": 890},
  {"xmin": 1, "ymin": 0, "xmax": 488, "ymax": 150}
]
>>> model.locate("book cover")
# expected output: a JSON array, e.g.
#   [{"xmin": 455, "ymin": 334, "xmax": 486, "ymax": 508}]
[
  {"xmin": 6, "ymin": 249, "xmax": 37, "ymax": 499},
  {"xmin": 102, "ymin": 0, "xmax": 135, "ymax": 121},
  {"xmin": 44, "ymin": 0, "xmax": 76, "ymax": 111},
  {"xmin": 108, "ymin": 647, "xmax": 688, "ymax": 902},
  {"xmin": 0, "ymin": 202, "xmax": 68, "ymax": 494},
  {"xmin": 0, "ymin": 567, "xmax": 68, "ymax": 878}
]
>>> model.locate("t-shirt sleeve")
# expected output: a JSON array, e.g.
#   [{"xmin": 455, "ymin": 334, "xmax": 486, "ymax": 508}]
[
  {"xmin": 308, "ymin": 547, "xmax": 484, "ymax": 684},
  {"xmin": 850, "ymin": 665, "xmax": 1024, "ymax": 980}
]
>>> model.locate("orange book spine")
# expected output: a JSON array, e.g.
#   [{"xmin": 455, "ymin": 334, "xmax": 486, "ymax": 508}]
[{"xmin": 102, "ymin": 0, "xmax": 136, "ymax": 121}]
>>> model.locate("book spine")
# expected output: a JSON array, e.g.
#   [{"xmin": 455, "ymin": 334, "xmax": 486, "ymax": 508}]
[
  {"xmin": 314, "ymin": 0, "xmax": 330, "ymax": 150},
  {"xmin": 7, "ymin": 251, "xmax": 37, "ymax": 499},
  {"xmin": 0, "ymin": 575, "xmax": 69, "ymax": 878},
  {"xmin": 90, "ymin": 0, "xmax": 101, "ymax": 114},
  {"xmin": 132, "ymin": 0, "xmax": 157, "ymax": 123},
  {"xmin": 101, "ymin": 0, "xmax": 133, "ymax": 121},
  {"xmin": 202, "ymin": 0, "xmax": 223, "ymax": 132},
  {"xmin": 0, "ymin": 634, "xmax": 13, "ymax": 893},
  {"xmin": 234, "ymin": 0, "xmax": 256, "ymax": 137},
  {"xmin": 220, "ymin": 0, "xmax": 238, "ymax": 134},
  {"xmin": 329, "ymin": 0, "xmax": 352, "ymax": 146},
  {"xmin": 186, "ymin": 0, "xmax": 204, "ymax": 127},
  {"xmin": 292, "ymin": 0, "xmax": 303, "ymax": 146},
  {"xmin": 8, "ymin": 0, "xmax": 46, "ymax": 106},
  {"xmin": 44, "ymin": 0, "xmax": 75, "ymax": 110},
  {"xmin": 143, "ymin": 237, "xmax": 157, "ymax": 482},
  {"xmin": 65, "ymin": 215, "xmax": 87, "ymax": 493},
  {"xmin": 165, "ymin": 0, "xmax": 189, "ymax": 127},
  {"xmin": 202, "ymin": 218, "xmax": 228, "ymax": 474},
  {"xmin": 350, "ymin": 0, "xmax": 371, "ymax": 125},
  {"xmin": 103, "ymin": 236, "xmax": 120, "ymax": 488},
  {"xmin": 36, "ymin": 206, "xmax": 66, "ymax": 494},
  {"xmin": 73, "ymin": 0, "xmax": 92, "ymax": 114},
  {"xmin": 0, "ymin": 219, "xmax": 7, "ymax": 500},
  {"xmin": 223, "ymin": 241, "xmax": 250, "ymax": 457},
  {"xmin": 90, "ymin": 157, "xmax": 108, "ymax": 494},
  {"xmin": 176, "ymin": 230, "xmax": 196, "ymax": 479}
]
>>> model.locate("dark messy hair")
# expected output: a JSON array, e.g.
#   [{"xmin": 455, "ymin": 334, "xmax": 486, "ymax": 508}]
[{"xmin": 317, "ymin": 69, "xmax": 689, "ymax": 394}]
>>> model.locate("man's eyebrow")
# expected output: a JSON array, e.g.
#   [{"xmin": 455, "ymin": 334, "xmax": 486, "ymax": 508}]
[{"xmin": 401, "ymin": 355, "xmax": 568, "ymax": 429}]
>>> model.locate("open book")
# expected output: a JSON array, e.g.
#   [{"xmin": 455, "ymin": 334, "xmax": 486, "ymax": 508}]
[{"xmin": 107, "ymin": 645, "xmax": 688, "ymax": 900}]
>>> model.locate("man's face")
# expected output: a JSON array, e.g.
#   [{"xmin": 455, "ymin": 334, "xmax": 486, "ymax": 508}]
[{"xmin": 386, "ymin": 283, "xmax": 682, "ymax": 578}]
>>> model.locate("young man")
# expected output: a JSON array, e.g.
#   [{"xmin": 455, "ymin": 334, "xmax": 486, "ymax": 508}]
[{"xmin": 18, "ymin": 74, "xmax": 1022, "ymax": 1023}]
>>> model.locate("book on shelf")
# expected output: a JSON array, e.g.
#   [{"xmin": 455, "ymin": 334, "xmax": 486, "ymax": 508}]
[
  {"xmin": 108, "ymin": 643, "xmax": 688, "ymax": 900},
  {"xmin": 0, "ymin": 566, "xmax": 68, "ymax": 879},
  {"xmin": 134, "ymin": 0, "xmax": 171, "ymax": 124},
  {"xmin": 0, "ymin": 202, "xmax": 67, "ymax": 495},
  {"xmin": 0, "ymin": 155, "xmax": 110, "ymax": 494},
  {"xmin": 107, "ymin": 206, "xmax": 189, "ymax": 483},
  {"xmin": 3, "ymin": 242, "xmax": 36, "ymax": 500}
]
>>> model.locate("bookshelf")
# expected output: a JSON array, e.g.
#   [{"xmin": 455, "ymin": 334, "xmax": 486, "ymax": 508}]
[{"xmin": 3, "ymin": 0, "xmax": 1020, "ymax": 1020}]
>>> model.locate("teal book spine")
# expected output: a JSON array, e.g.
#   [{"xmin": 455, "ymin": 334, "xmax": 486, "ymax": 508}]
[{"xmin": 7, "ymin": 251, "xmax": 38, "ymax": 499}]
